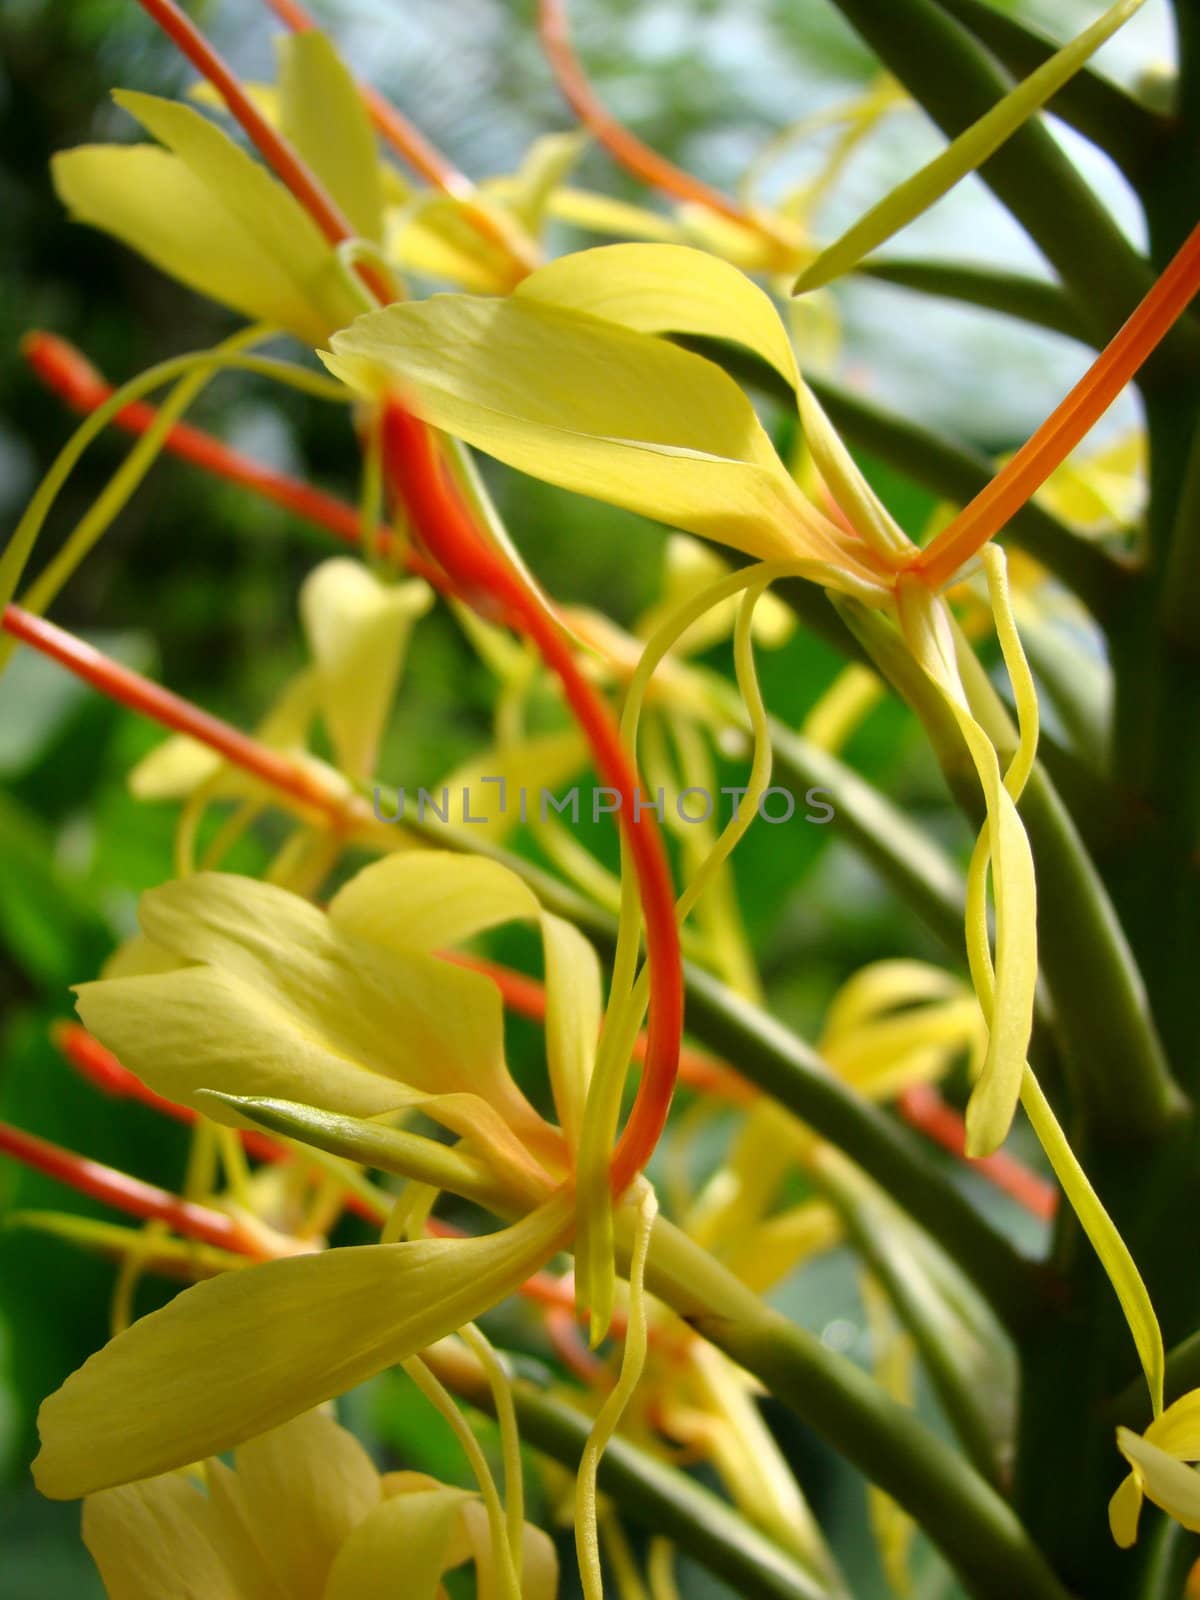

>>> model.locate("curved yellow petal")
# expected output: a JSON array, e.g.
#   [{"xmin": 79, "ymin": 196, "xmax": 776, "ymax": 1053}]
[
  {"xmin": 35, "ymin": 1194, "xmax": 572, "ymax": 1499},
  {"xmin": 300, "ymin": 560, "xmax": 431, "ymax": 778},
  {"xmin": 513, "ymin": 241, "xmax": 909, "ymax": 559},
  {"xmin": 54, "ymin": 92, "xmax": 357, "ymax": 342},
  {"xmin": 322, "ymin": 1490, "xmax": 466, "ymax": 1600},
  {"xmin": 1108, "ymin": 1466, "xmax": 1145, "ymax": 1549},
  {"xmin": 218, "ymin": 1411, "xmax": 382, "ymax": 1600},
  {"xmin": 1118, "ymin": 1428, "xmax": 1200, "ymax": 1535},
  {"xmin": 542, "ymin": 911, "xmax": 602, "ymax": 1149},
  {"xmin": 328, "ymin": 851, "xmax": 540, "ymax": 953},
  {"xmin": 324, "ymin": 291, "xmax": 819, "ymax": 562},
  {"xmin": 278, "ymin": 31, "xmax": 384, "ymax": 246},
  {"xmin": 82, "ymin": 1477, "xmax": 246, "ymax": 1600},
  {"xmin": 75, "ymin": 872, "xmax": 538, "ymax": 1136},
  {"xmin": 1148, "ymin": 1390, "xmax": 1200, "ymax": 1459}
]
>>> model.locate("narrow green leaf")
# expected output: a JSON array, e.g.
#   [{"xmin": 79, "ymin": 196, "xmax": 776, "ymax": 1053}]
[{"xmin": 796, "ymin": 0, "xmax": 1147, "ymax": 293}]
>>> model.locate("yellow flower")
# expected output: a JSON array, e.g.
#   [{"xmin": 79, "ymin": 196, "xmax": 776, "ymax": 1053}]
[
  {"xmin": 1110, "ymin": 1391, "xmax": 1200, "ymax": 1548},
  {"xmin": 323, "ymin": 242, "xmax": 907, "ymax": 587},
  {"xmin": 53, "ymin": 35, "xmax": 382, "ymax": 343},
  {"xmin": 33, "ymin": 850, "xmax": 606, "ymax": 1499},
  {"xmin": 82, "ymin": 1407, "xmax": 558, "ymax": 1600}
]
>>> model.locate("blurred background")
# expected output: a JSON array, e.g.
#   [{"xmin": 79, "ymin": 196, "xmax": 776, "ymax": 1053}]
[{"xmin": 0, "ymin": 0, "xmax": 1174, "ymax": 1592}]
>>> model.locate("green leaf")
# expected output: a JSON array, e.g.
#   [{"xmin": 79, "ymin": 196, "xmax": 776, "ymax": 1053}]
[{"xmin": 796, "ymin": 0, "xmax": 1148, "ymax": 293}]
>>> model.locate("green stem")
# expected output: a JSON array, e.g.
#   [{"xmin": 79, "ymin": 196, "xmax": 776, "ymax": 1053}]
[
  {"xmin": 643, "ymin": 1217, "xmax": 1071, "ymax": 1600},
  {"xmin": 697, "ymin": 675, "xmax": 969, "ymax": 952},
  {"xmin": 929, "ymin": 0, "xmax": 1168, "ymax": 182},
  {"xmin": 433, "ymin": 1352, "xmax": 834, "ymax": 1600},
  {"xmin": 826, "ymin": 0, "xmax": 1165, "ymax": 347},
  {"xmin": 676, "ymin": 959, "xmax": 1035, "ymax": 1330},
  {"xmin": 811, "ymin": 1146, "xmax": 1005, "ymax": 1485},
  {"xmin": 859, "ymin": 257, "xmax": 1097, "ymax": 345}
]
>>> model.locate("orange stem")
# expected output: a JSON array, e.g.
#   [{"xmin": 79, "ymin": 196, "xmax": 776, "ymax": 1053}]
[
  {"xmin": 0, "ymin": 1120, "xmax": 269, "ymax": 1257},
  {"xmin": 537, "ymin": 0, "xmax": 765, "ymax": 236},
  {"xmin": 381, "ymin": 398, "xmax": 683, "ymax": 1195},
  {"xmin": 1, "ymin": 603, "xmax": 347, "ymax": 823},
  {"xmin": 132, "ymin": 0, "xmax": 394, "ymax": 305},
  {"xmin": 897, "ymin": 1084, "xmax": 1058, "ymax": 1222},
  {"xmin": 913, "ymin": 218, "xmax": 1200, "ymax": 591},
  {"xmin": 259, "ymin": 0, "xmax": 539, "ymax": 280}
]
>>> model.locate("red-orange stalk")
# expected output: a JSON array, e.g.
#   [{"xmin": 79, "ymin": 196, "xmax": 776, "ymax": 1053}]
[
  {"xmin": 913, "ymin": 218, "xmax": 1200, "ymax": 591},
  {"xmin": 1, "ymin": 603, "xmax": 346, "ymax": 824},
  {"xmin": 898, "ymin": 1084, "xmax": 1058, "ymax": 1221},
  {"xmin": 538, "ymin": 0, "xmax": 779, "ymax": 248},
  {"xmin": 381, "ymin": 398, "xmax": 683, "ymax": 1195},
  {"xmin": 0, "ymin": 1120, "xmax": 269, "ymax": 1257},
  {"xmin": 132, "ymin": 0, "xmax": 394, "ymax": 305},
  {"xmin": 53, "ymin": 1022, "xmax": 288, "ymax": 1167},
  {"xmin": 21, "ymin": 332, "xmax": 456, "ymax": 592},
  {"xmin": 260, "ymin": 0, "xmax": 539, "ymax": 281}
]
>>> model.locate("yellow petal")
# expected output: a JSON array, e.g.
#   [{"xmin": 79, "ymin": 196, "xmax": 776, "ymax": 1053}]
[
  {"xmin": 825, "ymin": 999, "xmax": 983, "ymax": 1101},
  {"xmin": 461, "ymin": 1498, "xmax": 560, "ymax": 1600},
  {"xmin": 322, "ymin": 1489, "xmax": 468, "ymax": 1600},
  {"xmin": 542, "ymin": 911, "xmax": 602, "ymax": 1150},
  {"xmin": 323, "ymin": 291, "xmax": 819, "ymax": 562},
  {"xmin": 332, "ymin": 852, "xmax": 598, "ymax": 1148},
  {"xmin": 1118, "ymin": 1428, "xmax": 1200, "ymax": 1534},
  {"xmin": 513, "ymin": 241, "xmax": 908, "ymax": 558},
  {"xmin": 300, "ymin": 560, "xmax": 431, "ymax": 778},
  {"xmin": 190, "ymin": 80, "xmax": 281, "ymax": 124},
  {"xmin": 128, "ymin": 734, "xmax": 223, "ymax": 801},
  {"xmin": 487, "ymin": 129, "xmax": 587, "ymax": 233},
  {"xmin": 1108, "ymin": 1467, "xmax": 1144, "ymax": 1549},
  {"xmin": 385, "ymin": 195, "xmax": 518, "ymax": 294},
  {"xmin": 328, "ymin": 850, "xmax": 540, "ymax": 953},
  {"xmin": 75, "ymin": 872, "xmax": 537, "ymax": 1137},
  {"xmin": 437, "ymin": 729, "xmax": 589, "ymax": 842},
  {"xmin": 82, "ymin": 1477, "xmax": 244, "ymax": 1600},
  {"xmin": 1147, "ymin": 1389, "xmax": 1200, "ymax": 1459},
  {"xmin": 54, "ymin": 92, "xmax": 356, "ymax": 342},
  {"xmin": 278, "ymin": 30, "xmax": 384, "ymax": 245},
  {"xmin": 547, "ymin": 186, "xmax": 684, "ymax": 243},
  {"xmin": 821, "ymin": 960, "xmax": 964, "ymax": 1044},
  {"xmin": 218, "ymin": 1411, "xmax": 382, "ymax": 1600},
  {"xmin": 35, "ymin": 1193, "xmax": 572, "ymax": 1498}
]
